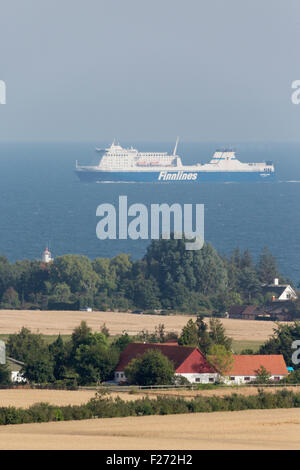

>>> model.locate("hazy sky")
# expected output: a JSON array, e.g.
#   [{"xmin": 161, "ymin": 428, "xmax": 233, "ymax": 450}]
[{"xmin": 0, "ymin": 0, "xmax": 300, "ymax": 142}]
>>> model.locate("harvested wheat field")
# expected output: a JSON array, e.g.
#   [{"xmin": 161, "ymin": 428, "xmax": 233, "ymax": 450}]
[
  {"xmin": 0, "ymin": 309, "xmax": 280, "ymax": 341},
  {"xmin": 0, "ymin": 408, "xmax": 300, "ymax": 449},
  {"xmin": 0, "ymin": 389, "xmax": 96, "ymax": 408},
  {"xmin": 0, "ymin": 389, "xmax": 151, "ymax": 408},
  {"xmin": 2, "ymin": 387, "xmax": 300, "ymax": 409}
]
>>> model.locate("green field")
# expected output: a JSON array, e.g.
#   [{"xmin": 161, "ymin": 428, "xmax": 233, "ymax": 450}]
[{"xmin": 232, "ymin": 339, "xmax": 264, "ymax": 354}]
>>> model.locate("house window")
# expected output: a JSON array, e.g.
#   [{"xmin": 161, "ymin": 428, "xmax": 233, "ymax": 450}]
[
  {"xmin": 273, "ymin": 376, "xmax": 280, "ymax": 381},
  {"xmin": 195, "ymin": 378, "xmax": 200, "ymax": 382},
  {"xmin": 230, "ymin": 377, "xmax": 235, "ymax": 381},
  {"xmin": 244, "ymin": 377, "xmax": 250, "ymax": 381},
  {"xmin": 209, "ymin": 377, "xmax": 215, "ymax": 383}
]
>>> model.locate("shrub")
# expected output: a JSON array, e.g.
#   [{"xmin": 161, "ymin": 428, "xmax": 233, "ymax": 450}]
[{"xmin": 125, "ymin": 350, "xmax": 175, "ymax": 386}]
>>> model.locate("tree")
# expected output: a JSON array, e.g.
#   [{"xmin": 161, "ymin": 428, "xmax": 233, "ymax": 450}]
[
  {"xmin": 71, "ymin": 325, "xmax": 115, "ymax": 384},
  {"xmin": 125, "ymin": 350, "xmax": 175, "ymax": 385},
  {"xmin": 49, "ymin": 335, "xmax": 68, "ymax": 380},
  {"xmin": 74, "ymin": 342, "xmax": 119, "ymax": 385},
  {"xmin": 257, "ymin": 247, "xmax": 279, "ymax": 284},
  {"xmin": 144, "ymin": 238, "xmax": 227, "ymax": 305},
  {"xmin": 209, "ymin": 318, "xmax": 232, "ymax": 351},
  {"xmin": 133, "ymin": 275, "xmax": 161, "ymax": 309},
  {"xmin": 154, "ymin": 324, "xmax": 166, "ymax": 343},
  {"xmin": 51, "ymin": 283, "xmax": 71, "ymax": 303},
  {"xmin": 282, "ymin": 369, "xmax": 300, "ymax": 384},
  {"xmin": 241, "ymin": 249, "xmax": 253, "ymax": 269},
  {"xmin": 22, "ymin": 353, "xmax": 54, "ymax": 383},
  {"xmin": 0, "ymin": 255, "xmax": 14, "ymax": 300},
  {"xmin": 110, "ymin": 254, "xmax": 132, "ymax": 285},
  {"xmin": 50, "ymin": 255, "xmax": 100, "ymax": 296},
  {"xmin": 71, "ymin": 320, "xmax": 92, "ymax": 354},
  {"xmin": 92, "ymin": 257, "xmax": 117, "ymax": 292},
  {"xmin": 259, "ymin": 322, "xmax": 300, "ymax": 369},
  {"xmin": 6, "ymin": 327, "xmax": 47, "ymax": 363},
  {"xmin": 287, "ymin": 298, "xmax": 300, "ymax": 320},
  {"xmin": 211, "ymin": 290, "xmax": 242, "ymax": 315},
  {"xmin": 196, "ymin": 316, "xmax": 212, "ymax": 354},
  {"xmin": 254, "ymin": 365, "xmax": 271, "ymax": 384},
  {"xmin": 239, "ymin": 268, "xmax": 261, "ymax": 300},
  {"xmin": 178, "ymin": 319, "xmax": 199, "ymax": 347},
  {"xmin": 1, "ymin": 287, "xmax": 20, "ymax": 308},
  {"xmin": 100, "ymin": 323, "xmax": 110, "ymax": 338},
  {"xmin": 112, "ymin": 333, "xmax": 132, "ymax": 352},
  {"xmin": 0, "ymin": 363, "xmax": 11, "ymax": 385},
  {"xmin": 207, "ymin": 344, "xmax": 234, "ymax": 378}
]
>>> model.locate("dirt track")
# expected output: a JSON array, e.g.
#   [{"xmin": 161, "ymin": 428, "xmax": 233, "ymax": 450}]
[
  {"xmin": 0, "ymin": 309, "xmax": 279, "ymax": 341},
  {"xmin": 0, "ymin": 409, "xmax": 299, "ymax": 449}
]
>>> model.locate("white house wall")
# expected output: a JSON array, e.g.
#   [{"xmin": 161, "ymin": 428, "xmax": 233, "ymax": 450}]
[
  {"xmin": 115, "ymin": 371, "xmax": 286, "ymax": 385},
  {"xmin": 223, "ymin": 375, "xmax": 285, "ymax": 385},
  {"xmin": 115, "ymin": 371, "xmax": 219, "ymax": 384},
  {"xmin": 174, "ymin": 373, "xmax": 219, "ymax": 384},
  {"xmin": 278, "ymin": 286, "xmax": 297, "ymax": 301}
]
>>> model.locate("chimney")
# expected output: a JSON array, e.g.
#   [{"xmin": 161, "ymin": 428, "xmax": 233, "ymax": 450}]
[{"xmin": 274, "ymin": 278, "xmax": 279, "ymax": 285}]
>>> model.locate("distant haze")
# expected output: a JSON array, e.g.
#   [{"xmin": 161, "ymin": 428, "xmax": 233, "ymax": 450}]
[{"xmin": 0, "ymin": 0, "xmax": 299, "ymax": 142}]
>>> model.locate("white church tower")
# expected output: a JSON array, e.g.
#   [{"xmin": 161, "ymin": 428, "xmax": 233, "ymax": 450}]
[{"xmin": 42, "ymin": 247, "xmax": 53, "ymax": 263}]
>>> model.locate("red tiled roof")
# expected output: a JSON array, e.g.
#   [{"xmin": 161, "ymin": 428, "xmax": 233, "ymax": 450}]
[
  {"xmin": 229, "ymin": 355, "xmax": 288, "ymax": 376},
  {"xmin": 116, "ymin": 343, "xmax": 216, "ymax": 373}
]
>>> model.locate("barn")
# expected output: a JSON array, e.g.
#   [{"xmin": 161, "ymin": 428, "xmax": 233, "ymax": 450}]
[
  {"xmin": 224, "ymin": 354, "xmax": 288, "ymax": 385},
  {"xmin": 115, "ymin": 343, "xmax": 218, "ymax": 384}
]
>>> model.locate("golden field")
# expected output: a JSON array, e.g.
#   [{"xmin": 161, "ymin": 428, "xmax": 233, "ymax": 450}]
[
  {"xmin": 1, "ymin": 387, "xmax": 300, "ymax": 409},
  {"xmin": 0, "ymin": 389, "xmax": 150, "ymax": 407},
  {"xmin": 0, "ymin": 309, "xmax": 280, "ymax": 341},
  {"xmin": 0, "ymin": 409, "xmax": 299, "ymax": 449}
]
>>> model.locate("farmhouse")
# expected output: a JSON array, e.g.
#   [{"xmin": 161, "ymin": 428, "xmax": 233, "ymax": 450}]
[
  {"xmin": 224, "ymin": 354, "xmax": 288, "ymax": 385},
  {"xmin": 262, "ymin": 278, "xmax": 297, "ymax": 301},
  {"xmin": 115, "ymin": 343, "xmax": 218, "ymax": 384}
]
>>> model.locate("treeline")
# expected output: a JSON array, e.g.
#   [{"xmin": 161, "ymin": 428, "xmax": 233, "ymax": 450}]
[
  {"xmin": 4, "ymin": 322, "xmax": 126, "ymax": 385},
  {"xmin": 1, "ymin": 389, "xmax": 300, "ymax": 426},
  {"xmin": 0, "ymin": 237, "xmax": 296, "ymax": 314}
]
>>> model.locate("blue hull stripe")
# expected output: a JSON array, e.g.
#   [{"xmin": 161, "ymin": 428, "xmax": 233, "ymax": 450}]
[{"xmin": 75, "ymin": 170, "xmax": 275, "ymax": 183}]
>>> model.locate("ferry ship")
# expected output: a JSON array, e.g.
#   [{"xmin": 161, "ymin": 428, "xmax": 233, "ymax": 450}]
[{"xmin": 75, "ymin": 140, "xmax": 275, "ymax": 183}]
